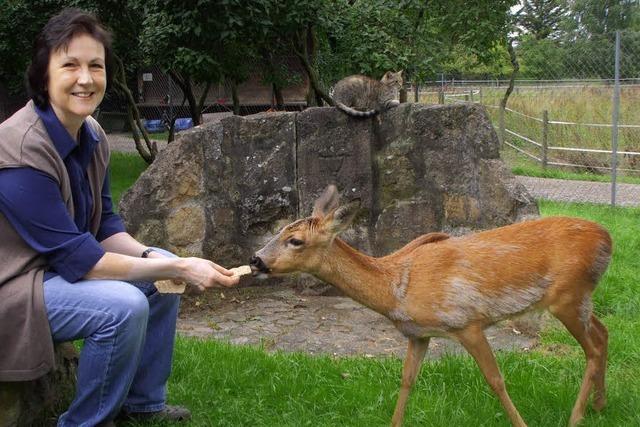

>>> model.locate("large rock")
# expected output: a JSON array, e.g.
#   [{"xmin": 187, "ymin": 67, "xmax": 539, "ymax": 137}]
[{"xmin": 120, "ymin": 104, "xmax": 538, "ymax": 289}]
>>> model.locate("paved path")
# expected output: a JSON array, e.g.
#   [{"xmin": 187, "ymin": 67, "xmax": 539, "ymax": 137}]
[
  {"xmin": 107, "ymin": 133, "xmax": 168, "ymax": 153},
  {"xmin": 516, "ymin": 176, "xmax": 640, "ymax": 207}
]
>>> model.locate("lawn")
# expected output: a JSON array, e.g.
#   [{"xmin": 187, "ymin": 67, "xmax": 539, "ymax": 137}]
[
  {"xmin": 109, "ymin": 152, "xmax": 148, "ymax": 209},
  {"xmin": 111, "ymin": 153, "xmax": 640, "ymax": 426}
]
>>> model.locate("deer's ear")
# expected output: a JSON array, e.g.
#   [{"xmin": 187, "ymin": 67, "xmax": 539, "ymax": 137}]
[
  {"xmin": 326, "ymin": 200, "xmax": 360, "ymax": 234},
  {"xmin": 312, "ymin": 185, "xmax": 340, "ymax": 218}
]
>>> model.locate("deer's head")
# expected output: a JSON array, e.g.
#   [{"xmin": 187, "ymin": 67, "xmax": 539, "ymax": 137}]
[{"xmin": 250, "ymin": 185, "xmax": 360, "ymax": 276}]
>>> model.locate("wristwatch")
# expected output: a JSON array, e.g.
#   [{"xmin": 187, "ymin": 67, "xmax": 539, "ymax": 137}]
[{"xmin": 141, "ymin": 248, "xmax": 155, "ymax": 258}]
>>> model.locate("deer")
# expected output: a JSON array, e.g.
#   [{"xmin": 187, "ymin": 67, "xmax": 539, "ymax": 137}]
[{"xmin": 250, "ymin": 185, "xmax": 612, "ymax": 427}]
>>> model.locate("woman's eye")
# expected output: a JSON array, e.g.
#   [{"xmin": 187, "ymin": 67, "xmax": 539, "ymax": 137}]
[{"xmin": 287, "ymin": 238, "xmax": 304, "ymax": 247}]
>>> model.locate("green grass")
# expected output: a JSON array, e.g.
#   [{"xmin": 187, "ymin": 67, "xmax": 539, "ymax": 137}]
[
  {"xmin": 146, "ymin": 131, "xmax": 170, "ymax": 141},
  {"xmin": 115, "ymin": 200, "xmax": 640, "ymax": 427},
  {"xmin": 109, "ymin": 152, "xmax": 148, "ymax": 208}
]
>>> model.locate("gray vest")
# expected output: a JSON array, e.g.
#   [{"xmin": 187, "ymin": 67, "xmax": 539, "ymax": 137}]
[{"xmin": 0, "ymin": 101, "xmax": 109, "ymax": 381}]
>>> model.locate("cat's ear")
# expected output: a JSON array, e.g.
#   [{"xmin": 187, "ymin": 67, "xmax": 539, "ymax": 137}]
[{"xmin": 397, "ymin": 70, "xmax": 404, "ymax": 78}]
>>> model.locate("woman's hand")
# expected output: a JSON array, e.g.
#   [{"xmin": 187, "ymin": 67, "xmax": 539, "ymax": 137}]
[
  {"xmin": 97, "ymin": 232, "xmax": 241, "ymax": 291},
  {"xmin": 178, "ymin": 257, "xmax": 240, "ymax": 291}
]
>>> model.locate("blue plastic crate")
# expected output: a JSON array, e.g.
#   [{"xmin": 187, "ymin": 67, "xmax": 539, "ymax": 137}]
[
  {"xmin": 174, "ymin": 118, "xmax": 193, "ymax": 131},
  {"xmin": 143, "ymin": 119, "xmax": 165, "ymax": 133}
]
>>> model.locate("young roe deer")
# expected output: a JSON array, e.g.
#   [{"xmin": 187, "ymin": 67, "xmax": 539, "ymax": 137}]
[{"xmin": 250, "ymin": 185, "xmax": 612, "ymax": 427}]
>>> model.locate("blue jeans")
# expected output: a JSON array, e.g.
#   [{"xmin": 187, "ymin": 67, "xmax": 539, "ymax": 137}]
[{"xmin": 43, "ymin": 249, "xmax": 181, "ymax": 427}]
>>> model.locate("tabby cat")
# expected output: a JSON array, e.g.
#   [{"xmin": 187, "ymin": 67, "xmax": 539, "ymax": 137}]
[{"xmin": 332, "ymin": 70, "xmax": 403, "ymax": 118}]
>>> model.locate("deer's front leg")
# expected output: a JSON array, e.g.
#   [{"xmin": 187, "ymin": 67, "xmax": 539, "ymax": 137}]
[
  {"xmin": 455, "ymin": 325, "xmax": 527, "ymax": 427},
  {"xmin": 391, "ymin": 337, "xmax": 429, "ymax": 427}
]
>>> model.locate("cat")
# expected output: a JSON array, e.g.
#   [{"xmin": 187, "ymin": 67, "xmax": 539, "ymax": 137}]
[{"xmin": 332, "ymin": 70, "xmax": 403, "ymax": 118}]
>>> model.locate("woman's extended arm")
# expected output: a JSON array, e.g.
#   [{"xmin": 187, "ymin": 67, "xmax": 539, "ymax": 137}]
[
  {"xmin": 85, "ymin": 251, "xmax": 238, "ymax": 289},
  {"xmin": 93, "ymin": 231, "xmax": 239, "ymax": 289}
]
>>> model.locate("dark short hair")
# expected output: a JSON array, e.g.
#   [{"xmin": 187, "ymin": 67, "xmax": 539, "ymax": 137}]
[{"xmin": 26, "ymin": 8, "xmax": 113, "ymax": 109}]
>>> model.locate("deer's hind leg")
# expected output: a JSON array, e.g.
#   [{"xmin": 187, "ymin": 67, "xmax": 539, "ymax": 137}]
[
  {"xmin": 391, "ymin": 337, "xmax": 429, "ymax": 427},
  {"xmin": 549, "ymin": 294, "xmax": 607, "ymax": 426}
]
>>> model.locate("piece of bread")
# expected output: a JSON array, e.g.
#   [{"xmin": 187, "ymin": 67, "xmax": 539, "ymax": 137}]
[
  {"xmin": 154, "ymin": 279, "xmax": 187, "ymax": 294},
  {"xmin": 230, "ymin": 265, "xmax": 252, "ymax": 276},
  {"xmin": 154, "ymin": 265, "xmax": 251, "ymax": 293}
]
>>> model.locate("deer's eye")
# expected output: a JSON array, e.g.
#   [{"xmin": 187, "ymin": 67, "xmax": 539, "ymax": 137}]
[{"xmin": 287, "ymin": 238, "xmax": 304, "ymax": 247}]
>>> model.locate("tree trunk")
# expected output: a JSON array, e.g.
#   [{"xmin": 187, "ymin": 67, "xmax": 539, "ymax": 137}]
[
  {"xmin": 294, "ymin": 27, "xmax": 333, "ymax": 107},
  {"xmin": 0, "ymin": 343, "xmax": 78, "ymax": 427},
  {"xmin": 231, "ymin": 80, "xmax": 240, "ymax": 115},
  {"xmin": 500, "ymin": 39, "xmax": 519, "ymax": 111},
  {"xmin": 196, "ymin": 81, "xmax": 212, "ymax": 124},
  {"xmin": 168, "ymin": 71, "xmax": 202, "ymax": 126},
  {"xmin": 273, "ymin": 83, "xmax": 285, "ymax": 110},
  {"xmin": 112, "ymin": 55, "xmax": 156, "ymax": 164},
  {"xmin": 499, "ymin": 39, "xmax": 519, "ymax": 145},
  {"xmin": 167, "ymin": 117, "xmax": 177, "ymax": 144}
]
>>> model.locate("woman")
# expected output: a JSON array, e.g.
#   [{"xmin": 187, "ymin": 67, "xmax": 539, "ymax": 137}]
[{"xmin": 0, "ymin": 8, "xmax": 239, "ymax": 426}]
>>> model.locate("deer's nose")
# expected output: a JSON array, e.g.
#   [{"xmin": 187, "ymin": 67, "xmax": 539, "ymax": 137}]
[{"xmin": 250, "ymin": 255, "xmax": 269, "ymax": 273}]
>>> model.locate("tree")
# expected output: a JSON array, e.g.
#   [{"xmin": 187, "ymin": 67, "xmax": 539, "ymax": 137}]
[
  {"xmin": 516, "ymin": 0, "xmax": 568, "ymax": 40},
  {"xmin": 566, "ymin": 0, "xmax": 639, "ymax": 36},
  {"xmin": 136, "ymin": 0, "xmax": 287, "ymax": 123},
  {"xmin": 248, "ymin": 0, "xmax": 321, "ymax": 109},
  {"xmin": 0, "ymin": 1, "xmax": 66, "ymax": 95},
  {"xmin": 516, "ymin": 36, "xmax": 566, "ymax": 78},
  {"xmin": 317, "ymin": 0, "xmax": 518, "ymax": 87}
]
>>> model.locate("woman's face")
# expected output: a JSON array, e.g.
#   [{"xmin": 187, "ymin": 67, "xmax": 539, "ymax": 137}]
[{"xmin": 47, "ymin": 33, "xmax": 106, "ymax": 134}]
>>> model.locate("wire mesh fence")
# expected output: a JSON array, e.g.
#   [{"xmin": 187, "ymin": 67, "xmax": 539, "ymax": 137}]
[
  {"xmin": 417, "ymin": 30, "xmax": 640, "ymax": 207},
  {"xmin": 97, "ymin": 56, "xmax": 308, "ymax": 143}
]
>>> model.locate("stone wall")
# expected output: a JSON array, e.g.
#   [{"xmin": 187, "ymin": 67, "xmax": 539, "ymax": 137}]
[{"xmin": 120, "ymin": 103, "xmax": 538, "ymax": 275}]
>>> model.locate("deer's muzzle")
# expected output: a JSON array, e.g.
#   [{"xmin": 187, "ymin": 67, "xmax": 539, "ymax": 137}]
[{"xmin": 250, "ymin": 255, "xmax": 270, "ymax": 274}]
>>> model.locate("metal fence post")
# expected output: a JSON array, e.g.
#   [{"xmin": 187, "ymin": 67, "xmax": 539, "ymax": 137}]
[
  {"xmin": 542, "ymin": 110, "xmax": 549, "ymax": 169},
  {"xmin": 611, "ymin": 31, "xmax": 621, "ymax": 207},
  {"xmin": 498, "ymin": 106, "xmax": 505, "ymax": 145}
]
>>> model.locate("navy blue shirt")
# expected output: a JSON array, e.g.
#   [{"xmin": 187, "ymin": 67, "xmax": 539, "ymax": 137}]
[{"xmin": 0, "ymin": 104, "xmax": 126, "ymax": 282}]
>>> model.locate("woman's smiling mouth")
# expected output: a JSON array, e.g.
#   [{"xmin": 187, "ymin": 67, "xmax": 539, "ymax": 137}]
[{"xmin": 72, "ymin": 92, "xmax": 94, "ymax": 98}]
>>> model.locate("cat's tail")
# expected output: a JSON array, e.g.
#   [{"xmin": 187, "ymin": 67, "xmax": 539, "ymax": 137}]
[{"xmin": 335, "ymin": 102, "xmax": 378, "ymax": 118}]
